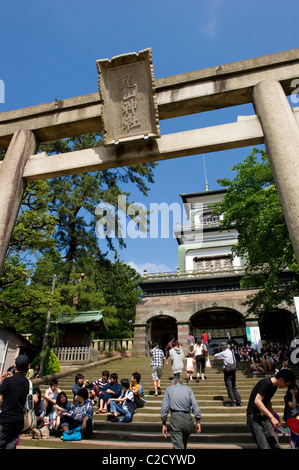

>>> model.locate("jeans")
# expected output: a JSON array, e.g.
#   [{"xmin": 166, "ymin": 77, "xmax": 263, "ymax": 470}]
[
  {"xmin": 247, "ymin": 413, "xmax": 281, "ymax": 449},
  {"xmin": 223, "ymin": 370, "xmax": 242, "ymax": 405},
  {"xmin": 109, "ymin": 402, "xmax": 132, "ymax": 422},
  {"xmin": 0, "ymin": 424, "xmax": 22, "ymax": 449},
  {"xmin": 195, "ymin": 354, "xmax": 206, "ymax": 374}
]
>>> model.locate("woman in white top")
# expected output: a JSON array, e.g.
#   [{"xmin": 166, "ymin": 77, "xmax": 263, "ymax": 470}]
[{"xmin": 193, "ymin": 339, "xmax": 207, "ymax": 381}]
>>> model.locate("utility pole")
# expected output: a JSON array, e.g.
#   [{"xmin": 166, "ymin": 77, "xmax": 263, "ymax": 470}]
[{"xmin": 39, "ymin": 274, "xmax": 57, "ymax": 376}]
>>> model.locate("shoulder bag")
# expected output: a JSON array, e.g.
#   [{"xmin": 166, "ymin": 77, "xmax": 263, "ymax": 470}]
[
  {"xmin": 224, "ymin": 350, "xmax": 236, "ymax": 373},
  {"xmin": 62, "ymin": 425, "xmax": 82, "ymax": 441},
  {"xmin": 22, "ymin": 379, "xmax": 37, "ymax": 432}
]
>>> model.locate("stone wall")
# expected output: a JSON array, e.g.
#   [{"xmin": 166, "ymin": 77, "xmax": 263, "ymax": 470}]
[{"xmin": 133, "ymin": 288, "xmax": 259, "ymax": 357}]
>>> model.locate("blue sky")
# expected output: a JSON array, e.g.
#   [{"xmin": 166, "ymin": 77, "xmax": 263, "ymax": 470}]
[{"xmin": 1, "ymin": 0, "xmax": 298, "ymax": 274}]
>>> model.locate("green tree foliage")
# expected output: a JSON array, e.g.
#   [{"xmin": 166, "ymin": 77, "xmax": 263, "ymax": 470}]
[
  {"xmin": 96, "ymin": 257, "xmax": 142, "ymax": 338},
  {"xmin": 40, "ymin": 133, "xmax": 156, "ymax": 283},
  {"xmin": 1, "ymin": 149, "xmax": 57, "ymax": 255},
  {"xmin": 213, "ymin": 148, "xmax": 299, "ymax": 318},
  {"xmin": 0, "ymin": 133, "xmax": 154, "ymax": 347},
  {"xmin": 9, "ymin": 181, "xmax": 57, "ymax": 253},
  {"xmin": 0, "ymin": 255, "xmax": 61, "ymax": 346},
  {"xmin": 28, "ymin": 251, "xmax": 140, "ymax": 342}
]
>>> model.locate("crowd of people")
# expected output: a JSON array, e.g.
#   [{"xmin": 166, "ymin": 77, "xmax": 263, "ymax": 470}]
[
  {"xmin": 0, "ymin": 355, "xmax": 147, "ymax": 448},
  {"xmin": 42, "ymin": 369, "xmax": 146, "ymax": 435},
  {"xmin": 151, "ymin": 333, "xmax": 210, "ymax": 385},
  {"xmin": 150, "ymin": 333, "xmax": 299, "ymax": 449},
  {"xmin": 0, "ymin": 333, "xmax": 298, "ymax": 450},
  {"xmin": 228, "ymin": 338, "xmax": 297, "ymax": 375}
]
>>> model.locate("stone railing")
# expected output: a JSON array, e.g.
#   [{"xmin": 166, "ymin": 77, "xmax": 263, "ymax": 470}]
[
  {"xmin": 142, "ymin": 266, "xmax": 245, "ymax": 281},
  {"xmin": 90, "ymin": 338, "xmax": 133, "ymax": 356},
  {"xmin": 176, "ymin": 219, "xmax": 220, "ymax": 231}
]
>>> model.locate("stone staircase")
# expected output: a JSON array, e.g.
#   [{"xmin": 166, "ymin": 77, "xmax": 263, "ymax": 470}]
[{"xmin": 19, "ymin": 356, "xmax": 299, "ymax": 449}]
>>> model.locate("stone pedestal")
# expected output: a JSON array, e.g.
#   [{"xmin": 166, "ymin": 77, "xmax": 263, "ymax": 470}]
[
  {"xmin": 177, "ymin": 322, "xmax": 191, "ymax": 350},
  {"xmin": 132, "ymin": 323, "xmax": 149, "ymax": 357}
]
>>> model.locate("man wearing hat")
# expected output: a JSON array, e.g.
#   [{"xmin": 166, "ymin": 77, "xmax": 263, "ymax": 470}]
[
  {"xmin": 214, "ymin": 342, "xmax": 243, "ymax": 407},
  {"xmin": 0, "ymin": 355, "xmax": 31, "ymax": 449}
]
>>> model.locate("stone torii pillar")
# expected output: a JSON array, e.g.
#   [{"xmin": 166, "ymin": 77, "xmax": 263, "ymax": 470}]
[
  {"xmin": 0, "ymin": 129, "xmax": 37, "ymax": 271},
  {"xmin": 252, "ymin": 80, "xmax": 299, "ymax": 265}
]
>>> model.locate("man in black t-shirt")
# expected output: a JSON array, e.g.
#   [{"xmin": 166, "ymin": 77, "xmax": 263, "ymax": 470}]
[
  {"xmin": 246, "ymin": 369, "xmax": 295, "ymax": 449},
  {"xmin": 0, "ymin": 355, "xmax": 30, "ymax": 449}
]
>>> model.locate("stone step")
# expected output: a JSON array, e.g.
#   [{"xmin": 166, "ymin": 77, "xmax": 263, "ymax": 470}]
[
  {"xmin": 20, "ymin": 419, "xmax": 292, "ymax": 448},
  {"xmin": 90, "ymin": 421, "xmax": 290, "ymax": 440},
  {"xmin": 94, "ymin": 429, "xmax": 290, "ymax": 444},
  {"xmin": 18, "ymin": 434, "xmax": 290, "ymax": 450},
  {"xmin": 24, "ymin": 356, "xmax": 298, "ymax": 450},
  {"xmin": 92, "ymin": 421, "xmax": 251, "ymax": 432}
]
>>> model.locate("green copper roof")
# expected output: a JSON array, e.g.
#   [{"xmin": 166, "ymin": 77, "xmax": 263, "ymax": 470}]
[{"xmin": 52, "ymin": 310, "xmax": 105, "ymax": 326}]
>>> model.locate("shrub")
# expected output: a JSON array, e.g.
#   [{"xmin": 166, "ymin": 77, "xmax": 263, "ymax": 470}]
[{"xmin": 32, "ymin": 346, "xmax": 61, "ymax": 376}]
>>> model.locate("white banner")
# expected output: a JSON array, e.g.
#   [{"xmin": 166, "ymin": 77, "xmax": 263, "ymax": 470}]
[
  {"xmin": 246, "ymin": 326, "xmax": 262, "ymax": 352},
  {"xmin": 293, "ymin": 297, "xmax": 299, "ymax": 324}
]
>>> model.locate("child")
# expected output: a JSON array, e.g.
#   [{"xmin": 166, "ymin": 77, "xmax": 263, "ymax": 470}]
[
  {"xmin": 50, "ymin": 391, "xmax": 71, "ymax": 434},
  {"xmin": 60, "ymin": 388, "xmax": 93, "ymax": 437},
  {"xmin": 34, "ymin": 388, "xmax": 45, "ymax": 428},
  {"xmin": 97, "ymin": 373, "xmax": 121, "ymax": 413},
  {"xmin": 72, "ymin": 373, "xmax": 91, "ymax": 404},
  {"xmin": 33, "ymin": 364, "xmax": 40, "ymax": 379},
  {"xmin": 44, "ymin": 379, "xmax": 61, "ymax": 415},
  {"xmin": 108, "ymin": 378, "xmax": 135, "ymax": 422},
  {"xmin": 185, "ymin": 353, "xmax": 195, "ymax": 382},
  {"xmin": 90, "ymin": 370, "xmax": 110, "ymax": 406},
  {"xmin": 130, "ymin": 372, "xmax": 146, "ymax": 408}
]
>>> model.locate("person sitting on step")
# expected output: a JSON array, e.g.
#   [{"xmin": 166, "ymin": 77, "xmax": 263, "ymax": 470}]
[
  {"xmin": 90, "ymin": 370, "xmax": 110, "ymax": 407},
  {"xmin": 108, "ymin": 378, "xmax": 136, "ymax": 422},
  {"xmin": 60, "ymin": 387, "xmax": 94, "ymax": 437},
  {"xmin": 96, "ymin": 373, "xmax": 121, "ymax": 413},
  {"xmin": 130, "ymin": 372, "xmax": 146, "ymax": 408}
]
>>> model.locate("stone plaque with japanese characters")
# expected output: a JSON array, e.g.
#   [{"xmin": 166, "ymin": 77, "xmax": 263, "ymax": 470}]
[{"xmin": 96, "ymin": 48, "xmax": 160, "ymax": 146}]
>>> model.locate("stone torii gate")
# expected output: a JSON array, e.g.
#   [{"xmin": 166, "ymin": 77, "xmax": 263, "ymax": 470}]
[{"xmin": 1, "ymin": 48, "xmax": 299, "ymax": 274}]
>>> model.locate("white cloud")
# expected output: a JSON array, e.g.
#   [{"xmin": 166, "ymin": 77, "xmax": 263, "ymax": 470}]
[
  {"xmin": 128, "ymin": 261, "xmax": 175, "ymax": 275},
  {"xmin": 200, "ymin": 0, "xmax": 224, "ymax": 39},
  {"xmin": 202, "ymin": 19, "xmax": 218, "ymax": 39}
]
